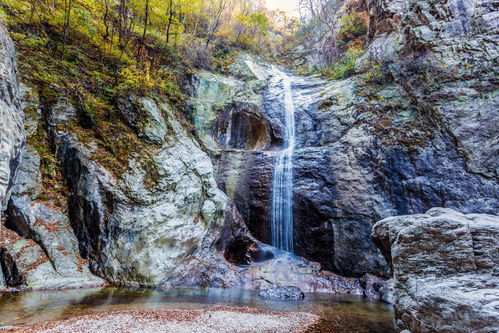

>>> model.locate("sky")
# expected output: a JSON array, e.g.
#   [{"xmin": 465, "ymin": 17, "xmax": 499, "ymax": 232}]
[{"xmin": 265, "ymin": 0, "xmax": 301, "ymax": 17}]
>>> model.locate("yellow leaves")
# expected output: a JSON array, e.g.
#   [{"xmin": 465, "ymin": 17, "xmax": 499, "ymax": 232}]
[
  {"xmin": 117, "ymin": 65, "xmax": 154, "ymax": 94},
  {"xmin": 8, "ymin": 31, "xmax": 27, "ymax": 41},
  {"xmin": 0, "ymin": 6, "xmax": 8, "ymax": 23}
]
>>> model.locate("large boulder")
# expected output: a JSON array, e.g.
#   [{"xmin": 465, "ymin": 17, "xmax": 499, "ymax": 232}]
[
  {"xmin": 259, "ymin": 286, "xmax": 305, "ymax": 301},
  {"xmin": 0, "ymin": 24, "xmax": 24, "ymax": 210},
  {"xmin": 372, "ymin": 208, "xmax": 499, "ymax": 332}
]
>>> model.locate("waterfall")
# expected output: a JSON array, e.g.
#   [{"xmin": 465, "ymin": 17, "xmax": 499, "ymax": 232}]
[{"xmin": 270, "ymin": 67, "xmax": 296, "ymax": 253}]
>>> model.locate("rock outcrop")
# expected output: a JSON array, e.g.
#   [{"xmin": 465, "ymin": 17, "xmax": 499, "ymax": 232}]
[
  {"xmin": 0, "ymin": 22, "xmax": 373, "ymax": 296},
  {"xmin": 51, "ymin": 99, "xmax": 228, "ymax": 286},
  {"xmin": 0, "ymin": 25, "xmax": 105, "ymax": 290},
  {"xmin": 360, "ymin": 0, "xmax": 499, "ymax": 179},
  {"xmin": 187, "ymin": 0, "xmax": 498, "ymax": 280},
  {"xmin": 1, "ymin": 0, "xmax": 496, "ymax": 305},
  {"xmin": 259, "ymin": 286, "xmax": 305, "ymax": 300},
  {"xmin": 0, "ymin": 24, "xmax": 24, "ymax": 210},
  {"xmin": 4, "ymin": 145, "xmax": 105, "ymax": 290},
  {"xmin": 372, "ymin": 208, "xmax": 499, "ymax": 332},
  {"xmin": 117, "ymin": 95, "xmax": 168, "ymax": 145}
]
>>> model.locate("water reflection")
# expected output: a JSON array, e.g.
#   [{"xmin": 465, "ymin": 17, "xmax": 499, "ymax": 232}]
[{"xmin": 0, "ymin": 288, "xmax": 394, "ymax": 332}]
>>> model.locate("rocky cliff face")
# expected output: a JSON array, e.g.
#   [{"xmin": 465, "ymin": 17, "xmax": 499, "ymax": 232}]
[
  {"xmin": 372, "ymin": 208, "xmax": 499, "ymax": 332},
  {"xmin": 0, "ymin": 24, "xmax": 379, "ymax": 296},
  {"xmin": 0, "ymin": 29, "xmax": 105, "ymax": 290},
  {"xmin": 0, "ymin": 24, "xmax": 24, "ymax": 210},
  {"xmin": 5, "ymin": 145, "xmax": 104, "ymax": 289},
  {"xmin": 0, "ymin": 0, "xmax": 496, "ymax": 302},
  {"xmin": 188, "ymin": 0, "xmax": 498, "ymax": 280},
  {"xmin": 52, "ymin": 99, "xmax": 229, "ymax": 286}
]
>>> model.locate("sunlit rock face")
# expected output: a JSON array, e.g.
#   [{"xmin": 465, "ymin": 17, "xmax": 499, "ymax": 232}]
[
  {"xmin": 117, "ymin": 96, "xmax": 168, "ymax": 145},
  {"xmin": 53, "ymin": 100, "xmax": 229, "ymax": 286},
  {"xmin": 373, "ymin": 208, "xmax": 499, "ymax": 332},
  {"xmin": 0, "ymin": 24, "xmax": 24, "ymax": 210}
]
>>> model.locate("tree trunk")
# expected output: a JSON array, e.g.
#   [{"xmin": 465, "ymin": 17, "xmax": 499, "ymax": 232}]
[
  {"xmin": 165, "ymin": 0, "xmax": 174, "ymax": 45},
  {"xmin": 61, "ymin": 0, "xmax": 74, "ymax": 58}
]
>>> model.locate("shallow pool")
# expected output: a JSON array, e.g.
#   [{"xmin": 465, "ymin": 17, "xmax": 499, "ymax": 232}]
[{"xmin": 0, "ymin": 287, "xmax": 394, "ymax": 332}]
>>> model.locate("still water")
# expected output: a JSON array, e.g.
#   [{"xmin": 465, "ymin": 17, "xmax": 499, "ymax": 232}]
[{"xmin": 0, "ymin": 287, "xmax": 394, "ymax": 332}]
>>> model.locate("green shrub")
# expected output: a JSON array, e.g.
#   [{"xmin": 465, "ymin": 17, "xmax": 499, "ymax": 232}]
[
  {"xmin": 364, "ymin": 61, "xmax": 385, "ymax": 84},
  {"xmin": 337, "ymin": 12, "xmax": 367, "ymax": 46},
  {"xmin": 321, "ymin": 47, "xmax": 364, "ymax": 80}
]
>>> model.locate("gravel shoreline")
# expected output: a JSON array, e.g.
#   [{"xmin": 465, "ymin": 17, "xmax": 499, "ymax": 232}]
[{"xmin": 8, "ymin": 306, "xmax": 320, "ymax": 333}]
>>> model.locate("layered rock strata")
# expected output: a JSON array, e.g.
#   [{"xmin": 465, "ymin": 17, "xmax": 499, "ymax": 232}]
[{"xmin": 372, "ymin": 208, "xmax": 499, "ymax": 332}]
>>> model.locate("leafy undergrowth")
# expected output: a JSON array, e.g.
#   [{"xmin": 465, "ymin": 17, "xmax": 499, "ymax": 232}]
[
  {"xmin": 320, "ymin": 47, "xmax": 365, "ymax": 80},
  {"xmin": 26, "ymin": 125, "xmax": 69, "ymax": 209},
  {"xmin": 1, "ymin": 2, "xmax": 191, "ymax": 182},
  {"xmin": 13, "ymin": 30, "xmax": 156, "ymax": 178}
]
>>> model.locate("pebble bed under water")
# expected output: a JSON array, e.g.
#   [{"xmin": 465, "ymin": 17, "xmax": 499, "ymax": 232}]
[{"xmin": 0, "ymin": 287, "xmax": 394, "ymax": 332}]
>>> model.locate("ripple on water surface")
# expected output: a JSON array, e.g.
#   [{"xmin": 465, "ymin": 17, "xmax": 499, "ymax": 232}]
[{"xmin": 0, "ymin": 287, "xmax": 394, "ymax": 332}]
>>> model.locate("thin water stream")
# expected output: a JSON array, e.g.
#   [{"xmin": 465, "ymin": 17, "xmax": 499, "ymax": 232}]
[
  {"xmin": 0, "ymin": 287, "xmax": 394, "ymax": 332},
  {"xmin": 270, "ymin": 67, "xmax": 297, "ymax": 253}
]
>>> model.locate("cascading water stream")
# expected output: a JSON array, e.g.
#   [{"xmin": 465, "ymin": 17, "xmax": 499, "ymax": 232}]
[{"xmin": 270, "ymin": 67, "xmax": 296, "ymax": 253}]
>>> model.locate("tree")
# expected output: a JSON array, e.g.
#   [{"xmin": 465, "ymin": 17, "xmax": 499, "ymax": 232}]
[
  {"xmin": 61, "ymin": 0, "xmax": 75, "ymax": 57},
  {"xmin": 299, "ymin": 0, "xmax": 345, "ymax": 64},
  {"xmin": 205, "ymin": 0, "xmax": 228, "ymax": 49}
]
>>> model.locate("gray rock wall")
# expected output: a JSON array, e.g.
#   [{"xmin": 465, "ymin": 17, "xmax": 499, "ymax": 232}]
[
  {"xmin": 53, "ymin": 99, "xmax": 229, "ymax": 286},
  {"xmin": 189, "ymin": 0, "xmax": 498, "ymax": 279},
  {"xmin": 0, "ymin": 24, "xmax": 24, "ymax": 210},
  {"xmin": 5, "ymin": 145, "xmax": 105, "ymax": 290},
  {"xmin": 372, "ymin": 208, "xmax": 499, "ymax": 332},
  {"xmin": 361, "ymin": 0, "xmax": 499, "ymax": 178}
]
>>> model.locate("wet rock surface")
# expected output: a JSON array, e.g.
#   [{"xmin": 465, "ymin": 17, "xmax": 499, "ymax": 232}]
[
  {"xmin": 259, "ymin": 286, "xmax": 305, "ymax": 301},
  {"xmin": 163, "ymin": 246, "xmax": 365, "ymax": 295},
  {"xmin": 216, "ymin": 150, "xmax": 274, "ymax": 244},
  {"xmin": 372, "ymin": 208, "xmax": 499, "ymax": 332}
]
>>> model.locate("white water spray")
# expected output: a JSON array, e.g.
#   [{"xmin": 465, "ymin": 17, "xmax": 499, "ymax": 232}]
[{"xmin": 270, "ymin": 67, "xmax": 296, "ymax": 253}]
